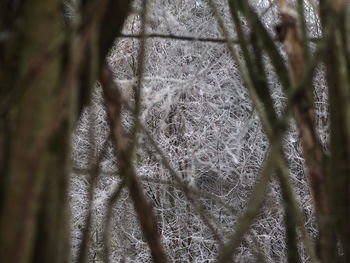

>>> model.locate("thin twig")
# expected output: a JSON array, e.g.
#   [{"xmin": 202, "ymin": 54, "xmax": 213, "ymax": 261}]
[
  {"xmin": 119, "ymin": 33, "xmax": 319, "ymax": 44},
  {"xmin": 103, "ymin": 179, "xmax": 126, "ymax": 263}
]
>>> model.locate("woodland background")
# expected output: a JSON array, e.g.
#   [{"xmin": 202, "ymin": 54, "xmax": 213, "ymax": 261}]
[{"xmin": 0, "ymin": 0, "xmax": 349, "ymax": 262}]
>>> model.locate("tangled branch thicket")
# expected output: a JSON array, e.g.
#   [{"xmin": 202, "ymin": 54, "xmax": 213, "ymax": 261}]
[{"xmin": 70, "ymin": 0, "xmax": 341, "ymax": 262}]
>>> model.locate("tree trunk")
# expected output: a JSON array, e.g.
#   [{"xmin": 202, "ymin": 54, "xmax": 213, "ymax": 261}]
[{"xmin": 0, "ymin": 0, "xmax": 70, "ymax": 262}]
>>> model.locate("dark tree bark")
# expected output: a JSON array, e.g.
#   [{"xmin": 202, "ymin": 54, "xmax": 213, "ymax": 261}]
[
  {"xmin": 319, "ymin": 0, "xmax": 350, "ymax": 260},
  {"xmin": 0, "ymin": 1, "xmax": 133, "ymax": 262},
  {"xmin": 0, "ymin": 1, "xmax": 69, "ymax": 262}
]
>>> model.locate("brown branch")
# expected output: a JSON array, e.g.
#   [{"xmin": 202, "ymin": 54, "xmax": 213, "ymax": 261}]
[
  {"xmin": 276, "ymin": 1, "xmax": 336, "ymax": 261},
  {"xmin": 100, "ymin": 65, "xmax": 168, "ymax": 263}
]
